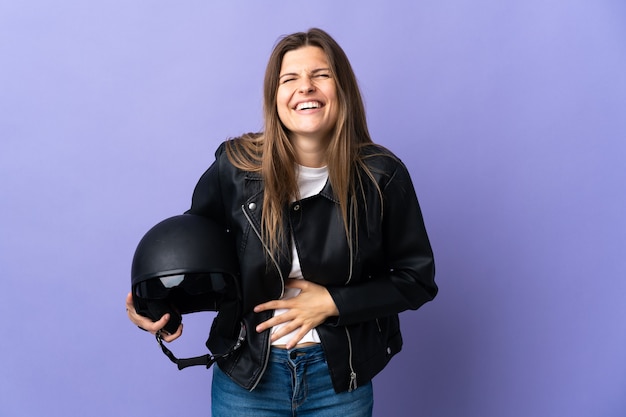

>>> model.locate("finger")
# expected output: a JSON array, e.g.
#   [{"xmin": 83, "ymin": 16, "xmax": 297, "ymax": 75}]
[
  {"xmin": 270, "ymin": 323, "xmax": 304, "ymax": 344},
  {"xmin": 125, "ymin": 292, "xmax": 142, "ymax": 322},
  {"xmin": 267, "ymin": 315, "xmax": 305, "ymax": 341},
  {"xmin": 253, "ymin": 303, "xmax": 270, "ymax": 313},
  {"xmin": 254, "ymin": 299, "xmax": 290, "ymax": 313},
  {"xmin": 284, "ymin": 278, "xmax": 306, "ymax": 289},
  {"xmin": 159, "ymin": 323, "xmax": 183, "ymax": 342},
  {"xmin": 125, "ymin": 292, "xmax": 134, "ymax": 309},
  {"xmin": 255, "ymin": 310, "xmax": 297, "ymax": 333},
  {"xmin": 285, "ymin": 328, "xmax": 310, "ymax": 349},
  {"xmin": 151, "ymin": 313, "xmax": 172, "ymax": 332},
  {"xmin": 125, "ymin": 292, "xmax": 140, "ymax": 318},
  {"xmin": 125, "ymin": 293, "xmax": 174, "ymax": 334},
  {"xmin": 136, "ymin": 313, "xmax": 171, "ymax": 334}
]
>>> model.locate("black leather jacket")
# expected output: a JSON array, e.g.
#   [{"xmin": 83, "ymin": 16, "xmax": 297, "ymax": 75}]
[{"xmin": 187, "ymin": 140, "xmax": 437, "ymax": 393}]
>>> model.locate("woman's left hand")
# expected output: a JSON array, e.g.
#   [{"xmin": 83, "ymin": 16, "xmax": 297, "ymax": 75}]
[{"xmin": 253, "ymin": 279, "xmax": 339, "ymax": 349}]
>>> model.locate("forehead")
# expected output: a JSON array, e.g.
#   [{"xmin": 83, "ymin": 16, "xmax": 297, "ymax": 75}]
[{"xmin": 280, "ymin": 46, "xmax": 330, "ymax": 73}]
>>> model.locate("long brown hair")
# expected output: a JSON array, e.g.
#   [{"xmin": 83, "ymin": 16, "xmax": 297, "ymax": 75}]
[{"xmin": 226, "ymin": 28, "xmax": 376, "ymax": 257}]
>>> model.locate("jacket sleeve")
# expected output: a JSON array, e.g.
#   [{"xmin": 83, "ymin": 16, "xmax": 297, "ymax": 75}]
[
  {"xmin": 185, "ymin": 142, "xmax": 228, "ymax": 223},
  {"xmin": 327, "ymin": 160, "xmax": 437, "ymax": 326}
]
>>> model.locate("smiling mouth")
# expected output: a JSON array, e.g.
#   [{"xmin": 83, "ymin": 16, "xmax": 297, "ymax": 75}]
[{"xmin": 295, "ymin": 101, "xmax": 322, "ymax": 110}]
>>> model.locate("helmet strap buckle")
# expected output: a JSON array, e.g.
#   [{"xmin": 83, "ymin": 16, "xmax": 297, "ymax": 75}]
[{"xmin": 155, "ymin": 323, "xmax": 246, "ymax": 370}]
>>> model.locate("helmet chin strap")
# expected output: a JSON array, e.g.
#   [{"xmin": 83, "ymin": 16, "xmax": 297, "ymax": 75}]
[{"xmin": 155, "ymin": 322, "xmax": 246, "ymax": 370}]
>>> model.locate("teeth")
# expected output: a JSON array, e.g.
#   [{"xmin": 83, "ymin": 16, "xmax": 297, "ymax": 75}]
[{"xmin": 296, "ymin": 101, "xmax": 321, "ymax": 110}]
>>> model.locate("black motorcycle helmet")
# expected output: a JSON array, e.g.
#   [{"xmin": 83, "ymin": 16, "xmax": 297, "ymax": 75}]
[{"xmin": 130, "ymin": 213, "xmax": 244, "ymax": 369}]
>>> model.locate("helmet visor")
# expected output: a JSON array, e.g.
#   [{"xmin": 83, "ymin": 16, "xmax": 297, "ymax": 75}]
[{"xmin": 134, "ymin": 272, "xmax": 230, "ymax": 300}]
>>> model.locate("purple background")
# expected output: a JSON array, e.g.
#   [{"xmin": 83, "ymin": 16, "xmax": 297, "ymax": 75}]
[{"xmin": 1, "ymin": 1, "xmax": 625, "ymax": 416}]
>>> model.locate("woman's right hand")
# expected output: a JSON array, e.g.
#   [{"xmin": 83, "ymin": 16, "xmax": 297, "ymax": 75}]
[{"xmin": 125, "ymin": 292, "xmax": 183, "ymax": 342}]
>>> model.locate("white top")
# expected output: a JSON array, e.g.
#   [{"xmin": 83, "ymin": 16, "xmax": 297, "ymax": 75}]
[{"xmin": 271, "ymin": 164, "xmax": 329, "ymax": 346}]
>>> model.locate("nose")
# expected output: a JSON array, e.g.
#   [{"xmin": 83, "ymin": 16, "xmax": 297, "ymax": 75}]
[{"xmin": 297, "ymin": 76, "xmax": 315, "ymax": 94}]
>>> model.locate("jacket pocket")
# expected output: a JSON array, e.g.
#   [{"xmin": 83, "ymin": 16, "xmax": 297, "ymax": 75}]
[{"xmin": 350, "ymin": 314, "xmax": 401, "ymax": 364}]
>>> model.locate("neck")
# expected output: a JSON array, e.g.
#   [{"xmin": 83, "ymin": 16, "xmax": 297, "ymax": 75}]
[{"xmin": 291, "ymin": 136, "xmax": 328, "ymax": 167}]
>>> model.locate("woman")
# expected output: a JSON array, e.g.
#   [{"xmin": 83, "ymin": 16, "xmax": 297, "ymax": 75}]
[{"xmin": 126, "ymin": 27, "xmax": 437, "ymax": 416}]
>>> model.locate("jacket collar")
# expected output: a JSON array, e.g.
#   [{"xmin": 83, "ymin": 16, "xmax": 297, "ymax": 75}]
[{"xmin": 244, "ymin": 172, "xmax": 339, "ymax": 204}]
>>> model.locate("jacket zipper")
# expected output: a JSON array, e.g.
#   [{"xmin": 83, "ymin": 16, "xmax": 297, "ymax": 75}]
[
  {"xmin": 241, "ymin": 204, "xmax": 286, "ymax": 298},
  {"xmin": 241, "ymin": 204, "xmax": 285, "ymax": 391},
  {"xmin": 345, "ymin": 327, "xmax": 357, "ymax": 392},
  {"xmin": 343, "ymin": 206, "xmax": 356, "ymax": 390},
  {"xmin": 243, "ymin": 203, "xmax": 357, "ymax": 392}
]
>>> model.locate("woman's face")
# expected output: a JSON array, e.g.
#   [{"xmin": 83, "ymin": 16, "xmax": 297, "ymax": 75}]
[{"xmin": 276, "ymin": 46, "xmax": 339, "ymax": 148}]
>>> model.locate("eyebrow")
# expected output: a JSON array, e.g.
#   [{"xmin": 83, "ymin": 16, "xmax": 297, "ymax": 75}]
[{"xmin": 279, "ymin": 68, "xmax": 331, "ymax": 80}]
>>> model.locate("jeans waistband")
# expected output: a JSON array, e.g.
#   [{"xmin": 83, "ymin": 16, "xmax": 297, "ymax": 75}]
[{"xmin": 269, "ymin": 343, "xmax": 324, "ymax": 363}]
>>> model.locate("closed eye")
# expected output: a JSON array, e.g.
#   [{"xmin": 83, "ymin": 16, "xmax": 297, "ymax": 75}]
[
  {"xmin": 279, "ymin": 72, "xmax": 298, "ymax": 84},
  {"xmin": 311, "ymin": 68, "xmax": 331, "ymax": 78}
]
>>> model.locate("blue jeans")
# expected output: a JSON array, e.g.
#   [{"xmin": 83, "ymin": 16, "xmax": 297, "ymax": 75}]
[{"xmin": 211, "ymin": 344, "xmax": 373, "ymax": 417}]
